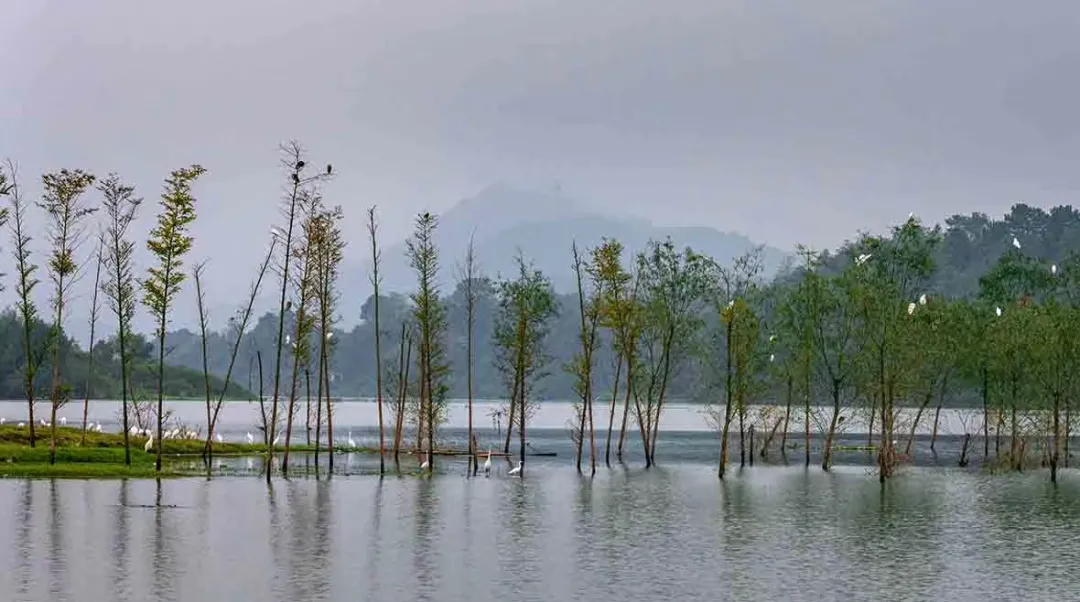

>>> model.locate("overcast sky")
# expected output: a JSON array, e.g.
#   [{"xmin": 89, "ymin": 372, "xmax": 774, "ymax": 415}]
[{"xmin": 3, "ymin": 1, "xmax": 1080, "ymax": 333}]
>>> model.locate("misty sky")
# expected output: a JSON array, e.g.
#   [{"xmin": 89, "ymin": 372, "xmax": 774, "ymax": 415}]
[{"xmin": 3, "ymin": 1, "xmax": 1080, "ymax": 336}]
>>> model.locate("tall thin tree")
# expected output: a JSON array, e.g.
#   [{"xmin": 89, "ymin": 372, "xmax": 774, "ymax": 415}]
[
  {"xmin": 40, "ymin": 168, "xmax": 95, "ymax": 465},
  {"xmin": 3, "ymin": 161, "xmax": 37, "ymax": 447},
  {"xmin": 367, "ymin": 206, "xmax": 386, "ymax": 475},
  {"xmin": 98, "ymin": 173, "xmax": 141, "ymax": 464},
  {"xmin": 142, "ymin": 165, "xmax": 204, "ymax": 472},
  {"xmin": 80, "ymin": 238, "xmax": 104, "ymax": 444},
  {"xmin": 456, "ymin": 233, "xmax": 480, "ymax": 475}
]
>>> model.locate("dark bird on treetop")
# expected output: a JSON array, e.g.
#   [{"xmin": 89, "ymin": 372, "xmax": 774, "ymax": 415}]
[
  {"xmin": 291, "ymin": 173, "xmax": 299, "ymax": 184},
  {"xmin": 296, "ymin": 160, "xmax": 305, "ymax": 169},
  {"xmin": 326, "ymin": 164, "xmax": 332, "ymax": 175}
]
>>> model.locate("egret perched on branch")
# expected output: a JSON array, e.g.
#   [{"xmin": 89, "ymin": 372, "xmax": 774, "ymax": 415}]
[
  {"xmin": 768, "ymin": 334, "xmax": 776, "ymax": 342},
  {"xmin": 1012, "ymin": 237, "xmax": 1022, "ymax": 250},
  {"xmin": 908, "ymin": 212, "xmax": 916, "ymax": 220},
  {"xmin": 856, "ymin": 253, "xmax": 872, "ymax": 266},
  {"xmin": 1052, "ymin": 264, "xmax": 1058, "ymax": 275},
  {"xmin": 508, "ymin": 461, "xmax": 522, "ymax": 477},
  {"xmin": 770, "ymin": 353, "xmax": 776, "ymax": 362},
  {"xmin": 907, "ymin": 302, "xmax": 916, "ymax": 315},
  {"xmin": 995, "ymin": 306, "xmax": 1002, "ymax": 317},
  {"xmin": 918, "ymin": 293, "xmax": 928, "ymax": 306}
]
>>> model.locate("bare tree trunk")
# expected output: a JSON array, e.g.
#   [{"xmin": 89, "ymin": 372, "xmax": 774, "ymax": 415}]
[
  {"xmin": 822, "ymin": 382, "xmax": 841, "ymax": 471},
  {"xmin": 1051, "ymin": 393, "xmax": 1061, "ymax": 484},
  {"xmin": 982, "ymin": 365, "xmax": 990, "ymax": 460},
  {"xmin": 719, "ymin": 319, "xmax": 734, "ymax": 480},
  {"xmin": 616, "ymin": 355, "xmax": 634, "ymax": 461},
  {"xmin": 604, "ymin": 355, "xmax": 622, "ymax": 467},
  {"xmin": 314, "ymin": 349, "xmax": 323, "ymax": 470},
  {"xmin": 305, "ymin": 367, "xmax": 312, "ymax": 446},
  {"xmin": 905, "ymin": 391, "xmax": 934, "ymax": 457},
  {"xmin": 780, "ymin": 374, "xmax": 793, "ymax": 455},
  {"xmin": 81, "ymin": 243, "xmax": 103, "ymax": 445}
]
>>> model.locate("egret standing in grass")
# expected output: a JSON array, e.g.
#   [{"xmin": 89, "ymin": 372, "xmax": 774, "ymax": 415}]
[{"xmin": 144, "ymin": 433, "xmax": 154, "ymax": 453}]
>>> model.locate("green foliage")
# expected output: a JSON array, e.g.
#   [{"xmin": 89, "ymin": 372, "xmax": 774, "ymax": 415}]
[
  {"xmin": 492, "ymin": 253, "xmax": 560, "ymax": 411},
  {"xmin": 142, "ymin": 165, "xmax": 204, "ymax": 333}
]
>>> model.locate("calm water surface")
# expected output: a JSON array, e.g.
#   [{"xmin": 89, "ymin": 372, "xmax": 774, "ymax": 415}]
[{"xmin": 0, "ymin": 466, "xmax": 1078, "ymax": 602}]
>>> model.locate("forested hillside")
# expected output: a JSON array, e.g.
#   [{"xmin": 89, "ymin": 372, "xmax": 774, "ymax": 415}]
[{"xmin": 159, "ymin": 203, "xmax": 1080, "ymax": 408}]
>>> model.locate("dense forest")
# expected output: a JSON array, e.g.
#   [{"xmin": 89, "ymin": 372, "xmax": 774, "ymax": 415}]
[{"xmin": 0, "ymin": 310, "xmax": 247, "ymax": 400}]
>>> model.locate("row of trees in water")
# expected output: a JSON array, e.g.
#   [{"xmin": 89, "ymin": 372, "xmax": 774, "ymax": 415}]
[{"xmin": 2, "ymin": 141, "xmax": 1075, "ymax": 483}]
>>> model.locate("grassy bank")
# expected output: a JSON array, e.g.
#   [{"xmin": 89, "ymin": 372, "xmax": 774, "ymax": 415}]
[{"xmin": 0, "ymin": 425, "xmax": 379, "ymax": 478}]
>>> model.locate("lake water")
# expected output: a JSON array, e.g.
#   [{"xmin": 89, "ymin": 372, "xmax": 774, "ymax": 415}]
[{"xmin": 0, "ymin": 466, "xmax": 1078, "ymax": 601}]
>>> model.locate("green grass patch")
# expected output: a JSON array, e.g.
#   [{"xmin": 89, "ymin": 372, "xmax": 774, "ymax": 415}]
[{"xmin": 0, "ymin": 425, "xmax": 380, "ymax": 479}]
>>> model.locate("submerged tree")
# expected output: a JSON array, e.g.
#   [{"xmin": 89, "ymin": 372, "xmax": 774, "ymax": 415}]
[
  {"xmin": 591, "ymin": 238, "xmax": 637, "ymax": 466},
  {"xmin": 455, "ymin": 234, "xmax": 481, "ymax": 475},
  {"xmin": 282, "ymin": 192, "xmax": 321, "ymax": 475},
  {"xmin": 40, "ymin": 168, "xmax": 95, "ymax": 465},
  {"xmin": 492, "ymin": 253, "xmax": 559, "ymax": 477},
  {"xmin": 368, "ymin": 206, "xmax": 386, "ymax": 475},
  {"xmin": 98, "ymin": 173, "xmax": 142, "ymax": 464},
  {"xmin": 312, "ymin": 203, "xmax": 345, "ymax": 471},
  {"xmin": 634, "ymin": 239, "xmax": 711, "ymax": 466},
  {"xmin": 142, "ymin": 164, "xmax": 204, "ymax": 472},
  {"xmin": 267, "ymin": 143, "xmax": 331, "ymax": 480},
  {"xmin": 406, "ymin": 211, "xmax": 449, "ymax": 472},
  {"xmin": 3, "ymin": 161, "xmax": 38, "ymax": 447},
  {"xmin": 567, "ymin": 241, "xmax": 603, "ymax": 475}
]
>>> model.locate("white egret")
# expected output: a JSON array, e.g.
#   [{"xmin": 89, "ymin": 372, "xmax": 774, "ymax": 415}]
[
  {"xmin": 95, "ymin": 423, "xmax": 103, "ymax": 433},
  {"xmin": 272, "ymin": 434, "xmax": 280, "ymax": 446},
  {"xmin": 918, "ymin": 293, "xmax": 928, "ymax": 305},
  {"xmin": 727, "ymin": 299, "xmax": 734, "ymax": 308},
  {"xmin": 215, "ymin": 433, "xmax": 224, "ymax": 443},
  {"xmin": 768, "ymin": 334, "xmax": 776, "ymax": 342},
  {"xmin": 770, "ymin": 353, "xmax": 776, "ymax": 362},
  {"xmin": 0, "ymin": 418, "xmax": 6, "ymax": 425},
  {"xmin": 326, "ymin": 331, "xmax": 334, "ymax": 341},
  {"xmin": 908, "ymin": 212, "xmax": 915, "ymax": 220},
  {"xmin": 285, "ymin": 334, "xmax": 291, "ymax": 346},
  {"xmin": 508, "ymin": 461, "xmax": 522, "ymax": 477},
  {"xmin": 1052, "ymin": 264, "xmax": 1058, "ymax": 275},
  {"xmin": 17, "ymin": 422, "xmax": 24, "ymax": 428},
  {"xmin": 995, "ymin": 306, "xmax": 1002, "ymax": 317},
  {"xmin": 245, "ymin": 431, "xmax": 254, "ymax": 444},
  {"xmin": 420, "ymin": 459, "xmax": 430, "ymax": 470},
  {"xmin": 144, "ymin": 433, "xmax": 154, "ymax": 452},
  {"xmin": 907, "ymin": 302, "xmax": 916, "ymax": 315},
  {"xmin": 59, "ymin": 417, "xmax": 66, "ymax": 426},
  {"xmin": 483, "ymin": 449, "xmax": 492, "ymax": 476},
  {"xmin": 855, "ymin": 253, "xmax": 872, "ymax": 266},
  {"xmin": 1012, "ymin": 237, "xmax": 1021, "ymax": 249},
  {"xmin": 347, "ymin": 431, "xmax": 356, "ymax": 448}
]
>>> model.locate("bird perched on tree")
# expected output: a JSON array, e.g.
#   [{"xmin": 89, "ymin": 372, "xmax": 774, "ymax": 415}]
[
  {"xmin": 297, "ymin": 160, "xmax": 305, "ymax": 169},
  {"xmin": 326, "ymin": 164, "xmax": 332, "ymax": 175},
  {"xmin": 292, "ymin": 173, "xmax": 299, "ymax": 184}
]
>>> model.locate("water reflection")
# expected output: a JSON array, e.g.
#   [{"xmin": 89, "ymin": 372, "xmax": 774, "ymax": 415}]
[{"xmin": 0, "ymin": 469, "xmax": 1079, "ymax": 601}]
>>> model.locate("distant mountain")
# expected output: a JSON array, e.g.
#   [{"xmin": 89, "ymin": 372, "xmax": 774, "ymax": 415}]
[{"xmin": 357, "ymin": 183, "xmax": 791, "ymax": 298}]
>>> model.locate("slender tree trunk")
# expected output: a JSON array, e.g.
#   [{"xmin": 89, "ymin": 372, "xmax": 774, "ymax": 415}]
[
  {"xmin": 314, "ymin": 349, "xmax": 323, "ymax": 470},
  {"xmin": 617, "ymin": 354, "xmax": 634, "ymax": 461},
  {"xmin": 155, "ymin": 305, "xmax": 167, "ymax": 472},
  {"xmin": 982, "ymin": 365, "xmax": 990, "ymax": 460},
  {"xmin": 81, "ymin": 247, "xmax": 103, "ymax": 445},
  {"xmin": 1051, "ymin": 393, "xmax": 1061, "ymax": 484},
  {"xmin": 738, "ymin": 397, "xmax": 746, "ymax": 468},
  {"xmin": 1065, "ymin": 397, "xmax": 1072, "ymax": 468},
  {"xmin": 781, "ymin": 373, "xmax": 793, "ymax": 455},
  {"xmin": 719, "ymin": 319, "xmax": 734, "ymax": 479},
  {"xmin": 324, "ymin": 341, "xmax": 335, "ymax": 472},
  {"xmin": 120, "ymin": 324, "xmax": 130, "ymax": 465},
  {"xmin": 803, "ymin": 351, "xmax": 811, "ymax": 468},
  {"xmin": 305, "ymin": 367, "xmax": 312, "ymax": 446},
  {"xmin": 588, "ymin": 387, "xmax": 598, "ymax": 476},
  {"xmin": 394, "ymin": 329, "xmax": 411, "ymax": 468},
  {"xmin": 503, "ymin": 372, "xmax": 519, "ymax": 454},
  {"xmin": 930, "ymin": 374, "xmax": 948, "ymax": 452},
  {"xmin": 867, "ymin": 394, "xmax": 876, "ymax": 449},
  {"xmin": 604, "ymin": 355, "xmax": 622, "ymax": 467},
  {"xmin": 905, "ymin": 391, "xmax": 934, "ymax": 457},
  {"xmin": 822, "ymin": 381, "xmax": 841, "ymax": 471},
  {"xmin": 649, "ymin": 338, "xmax": 674, "ymax": 465}
]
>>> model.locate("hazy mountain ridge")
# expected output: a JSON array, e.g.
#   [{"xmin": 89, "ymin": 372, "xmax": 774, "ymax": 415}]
[{"xmin": 349, "ymin": 183, "xmax": 791, "ymax": 301}]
